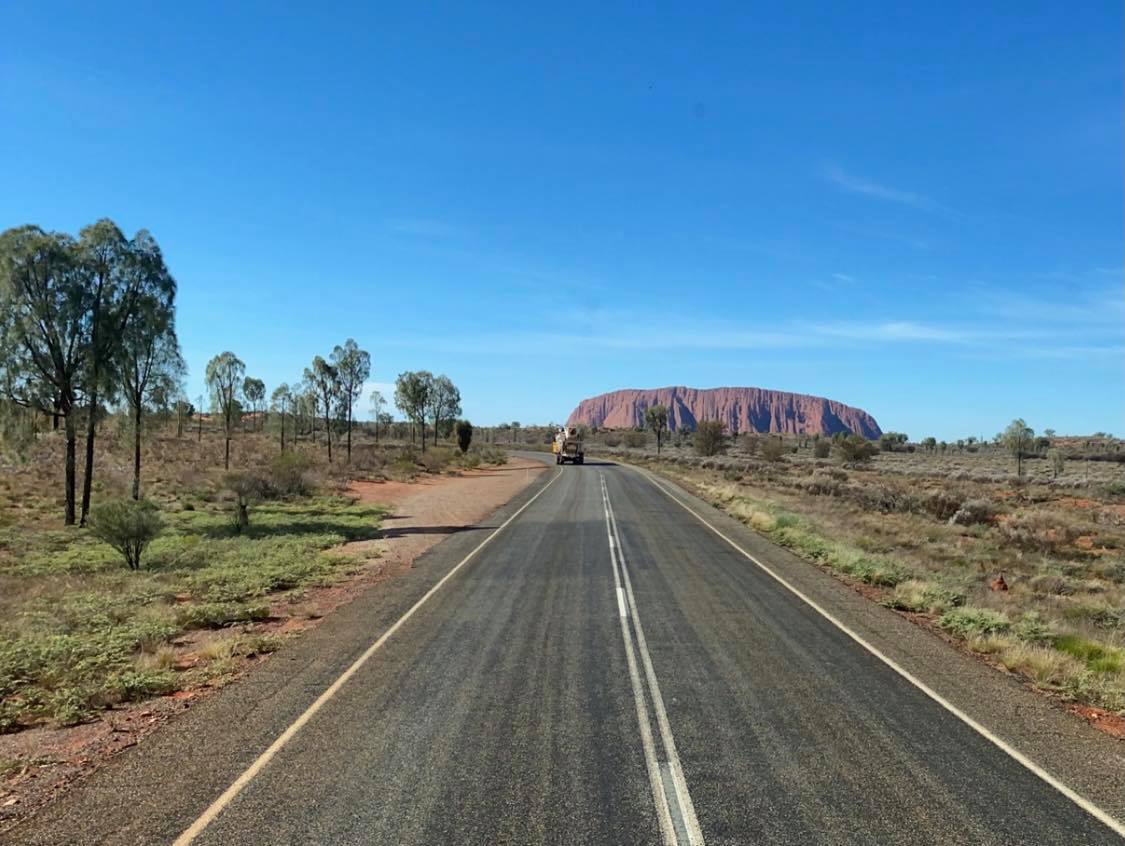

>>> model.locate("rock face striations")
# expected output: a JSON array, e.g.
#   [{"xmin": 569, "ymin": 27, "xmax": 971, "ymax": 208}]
[{"xmin": 566, "ymin": 386, "xmax": 882, "ymax": 438}]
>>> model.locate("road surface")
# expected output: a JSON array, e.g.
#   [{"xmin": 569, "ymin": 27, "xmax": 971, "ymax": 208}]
[{"xmin": 8, "ymin": 459, "xmax": 1124, "ymax": 845}]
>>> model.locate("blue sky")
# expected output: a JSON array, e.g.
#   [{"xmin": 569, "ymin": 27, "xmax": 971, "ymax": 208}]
[{"xmin": 2, "ymin": 2, "xmax": 1121, "ymax": 439}]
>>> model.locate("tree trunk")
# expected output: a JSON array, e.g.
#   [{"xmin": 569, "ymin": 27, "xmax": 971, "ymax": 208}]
[
  {"xmin": 64, "ymin": 412, "xmax": 76, "ymax": 526},
  {"xmin": 280, "ymin": 411, "xmax": 286, "ymax": 452},
  {"xmin": 421, "ymin": 418, "xmax": 426, "ymax": 452},
  {"xmin": 346, "ymin": 403, "xmax": 352, "ymax": 463},
  {"xmin": 132, "ymin": 402, "xmax": 142, "ymax": 499},
  {"xmin": 80, "ymin": 388, "xmax": 97, "ymax": 526},
  {"xmin": 224, "ymin": 428, "xmax": 231, "ymax": 469},
  {"xmin": 324, "ymin": 409, "xmax": 332, "ymax": 463}
]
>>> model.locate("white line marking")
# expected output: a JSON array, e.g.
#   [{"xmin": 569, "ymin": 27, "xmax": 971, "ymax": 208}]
[
  {"xmin": 616, "ymin": 587, "xmax": 628, "ymax": 618},
  {"xmin": 638, "ymin": 467, "xmax": 1125, "ymax": 840},
  {"xmin": 601, "ymin": 475, "xmax": 678, "ymax": 845},
  {"xmin": 172, "ymin": 468, "xmax": 563, "ymax": 846},
  {"xmin": 605, "ymin": 479, "xmax": 705, "ymax": 846}
]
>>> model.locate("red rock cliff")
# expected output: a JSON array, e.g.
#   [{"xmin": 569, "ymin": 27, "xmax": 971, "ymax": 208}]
[{"xmin": 566, "ymin": 386, "xmax": 882, "ymax": 437}]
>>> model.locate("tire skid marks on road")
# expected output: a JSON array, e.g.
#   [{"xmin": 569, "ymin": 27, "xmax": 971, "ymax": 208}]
[{"xmin": 600, "ymin": 473, "xmax": 705, "ymax": 846}]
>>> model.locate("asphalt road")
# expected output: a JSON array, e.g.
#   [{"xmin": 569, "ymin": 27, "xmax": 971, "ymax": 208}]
[{"xmin": 8, "ymin": 459, "xmax": 1124, "ymax": 845}]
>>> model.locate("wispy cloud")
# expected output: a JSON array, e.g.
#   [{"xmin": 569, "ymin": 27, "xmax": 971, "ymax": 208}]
[
  {"xmin": 380, "ymin": 314, "xmax": 1055, "ymax": 356},
  {"xmin": 832, "ymin": 273, "xmax": 855, "ymax": 283},
  {"xmin": 824, "ymin": 164, "xmax": 956, "ymax": 216}
]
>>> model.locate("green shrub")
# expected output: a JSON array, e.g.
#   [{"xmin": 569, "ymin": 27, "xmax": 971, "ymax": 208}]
[
  {"xmin": 694, "ymin": 421, "xmax": 726, "ymax": 456},
  {"xmin": 834, "ymin": 434, "xmax": 878, "ymax": 465},
  {"xmin": 88, "ymin": 498, "xmax": 164, "ymax": 570},
  {"xmin": 813, "ymin": 440, "xmax": 831, "ymax": 458},
  {"xmin": 174, "ymin": 602, "xmax": 270, "ymax": 629},
  {"xmin": 939, "ymin": 607, "xmax": 1011, "ymax": 638},
  {"xmin": 624, "ymin": 431, "xmax": 648, "ymax": 448},
  {"xmin": 455, "ymin": 420, "xmax": 473, "ymax": 453},
  {"xmin": 1013, "ymin": 612, "xmax": 1054, "ymax": 644},
  {"xmin": 760, "ymin": 436, "xmax": 786, "ymax": 462},
  {"xmin": 269, "ymin": 451, "xmax": 314, "ymax": 496},
  {"xmin": 888, "ymin": 580, "xmax": 963, "ymax": 614}
]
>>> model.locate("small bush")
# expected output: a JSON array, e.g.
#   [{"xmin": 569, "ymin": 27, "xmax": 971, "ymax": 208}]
[
  {"xmin": 813, "ymin": 440, "xmax": 831, "ymax": 459},
  {"xmin": 88, "ymin": 498, "xmax": 164, "ymax": 570},
  {"xmin": 939, "ymin": 607, "xmax": 1011, "ymax": 638},
  {"xmin": 760, "ymin": 436, "xmax": 786, "ymax": 462},
  {"xmin": 834, "ymin": 435, "xmax": 878, "ymax": 465},
  {"xmin": 603, "ymin": 434, "xmax": 622, "ymax": 448},
  {"xmin": 888, "ymin": 580, "xmax": 963, "ymax": 614},
  {"xmin": 269, "ymin": 452, "xmax": 314, "ymax": 496},
  {"xmin": 624, "ymin": 431, "xmax": 648, "ymax": 448},
  {"xmin": 224, "ymin": 472, "xmax": 273, "ymax": 532},
  {"xmin": 455, "ymin": 420, "xmax": 473, "ymax": 453},
  {"xmin": 920, "ymin": 490, "xmax": 963, "ymax": 522},
  {"xmin": 175, "ymin": 602, "xmax": 271, "ymax": 630},
  {"xmin": 694, "ymin": 421, "xmax": 726, "ymax": 457},
  {"xmin": 1012, "ymin": 612, "xmax": 1054, "ymax": 644},
  {"xmin": 948, "ymin": 499, "xmax": 998, "ymax": 526},
  {"xmin": 997, "ymin": 510, "xmax": 1081, "ymax": 553}
]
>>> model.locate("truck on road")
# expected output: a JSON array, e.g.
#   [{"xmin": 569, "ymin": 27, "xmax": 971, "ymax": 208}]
[{"xmin": 552, "ymin": 426, "xmax": 585, "ymax": 465}]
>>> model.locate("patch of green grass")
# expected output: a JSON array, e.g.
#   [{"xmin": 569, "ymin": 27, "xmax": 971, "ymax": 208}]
[
  {"xmin": 1054, "ymin": 634, "xmax": 1124, "ymax": 674},
  {"xmin": 0, "ymin": 495, "xmax": 383, "ymax": 732}
]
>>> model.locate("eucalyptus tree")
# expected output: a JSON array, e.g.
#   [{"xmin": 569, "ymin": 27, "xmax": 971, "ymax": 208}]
[
  {"xmin": 271, "ymin": 383, "xmax": 292, "ymax": 451},
  {"xmin": 304, "ymin": 356, "xmax": 340, "ymax": 462},
  {"xmin": 118, "ymin": 276, "xmax": 183, "ymax": 498},
  {"xmin": 369, "ymin": 389, "xmax": 386, "ymax": 443},
  {"xmin": 0, "ymin": 226, "xmax": 85, "ymax": 523},
  {"xmin": 174, "ymin": 396, "xmax": 193, "ymax": 438},
  {"xmin": 394, "ymin": 370, "xmax": 432, "ymax": 450},
  {"xmin": 330, "ymin": 339, "xmax": 370, "ymax": 463},
  {"xmin": 1002, "ymin": 418, "xmax": 1034, "ymax": 479},
  {"xmin": 205, "ymin": 352, "xmax": 245, "ymax": 469},
  {"xmin": 242, "ymin": 377, "xmax": 266, "ymax": 430},
  {"xmin": 77, "ymin": 221, "xmax": 148, "ymax": 525},
  {"xmin": 428, "ymin": 375, "xmax": 461, "ymax": 445},
  {"xmin": 645, "ymin": 404, "xmax": 669, "ymax": 455}
]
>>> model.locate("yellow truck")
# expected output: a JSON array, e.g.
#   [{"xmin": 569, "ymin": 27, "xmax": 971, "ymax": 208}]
[{"xmin": 552, "ymin": 426, "xmax": 585, "ymax": 465}]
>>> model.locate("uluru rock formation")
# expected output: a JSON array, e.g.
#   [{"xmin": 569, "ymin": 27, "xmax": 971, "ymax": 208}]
[{"xmin": 566, "ymin": 386, "xmax": 882, "ymax": 438}]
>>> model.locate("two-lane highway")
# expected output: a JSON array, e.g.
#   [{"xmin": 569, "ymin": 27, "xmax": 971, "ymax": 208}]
[{"xmin": 8, "ymin": 461, "xmax": 1124, "ymax": 845}]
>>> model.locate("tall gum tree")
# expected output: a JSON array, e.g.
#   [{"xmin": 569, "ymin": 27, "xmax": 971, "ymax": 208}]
[
  {"xmin": 330, "ymin": 339, "xmax": 370, "ymax": 463},
  {"xmin": 304, "ymin": 356, "xmax": 339, "ymax": 462},
  {"xmin": 77, "ymin": 220, "xmax": 143, "ymax": 525},
  {"xmin": 118, "ymin": 264, "xmax": 182, "ymax": 499},
  {"xmin": 395, "ymin": 370, "xmax": 431, "ymax": 451},
  {"xmin": 0, "ymin": 226, "xmax": 85, "ymax": 523},
  {"xmin": 205, "ymin": 352, "xmax": 245, "ymax": 469}
]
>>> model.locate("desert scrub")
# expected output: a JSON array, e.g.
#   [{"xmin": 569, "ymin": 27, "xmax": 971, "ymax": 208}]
[
  {"xmin": 0, "ymin": 495, "xmax": 384, "ymax": 732},
  {"xmin": 888, "ymin": 579, "xmax": 964, "ymax": 614},
  {"xmin": 938, "ymin": 607, "xmax": 1011, "ymax": 638}
]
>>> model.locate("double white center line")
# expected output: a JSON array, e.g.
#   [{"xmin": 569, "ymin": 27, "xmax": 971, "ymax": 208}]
[{"xmin": 600, "ymin": 473, "xmax": 705, "ymax": 846}]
